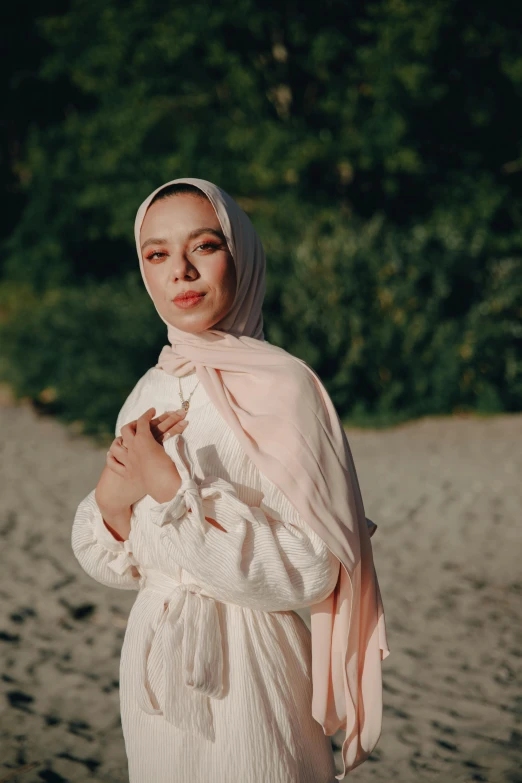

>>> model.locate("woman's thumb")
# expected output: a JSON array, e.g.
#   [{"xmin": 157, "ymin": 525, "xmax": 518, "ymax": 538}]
[{"xmin": 136, "ymin": 407, "xmax": 156, "ymax": 433}]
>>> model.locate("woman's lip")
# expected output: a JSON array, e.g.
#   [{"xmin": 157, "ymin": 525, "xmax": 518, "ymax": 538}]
[{"xmin": 172, "ymin": 293, "xmax": 205, "ymax": 309}]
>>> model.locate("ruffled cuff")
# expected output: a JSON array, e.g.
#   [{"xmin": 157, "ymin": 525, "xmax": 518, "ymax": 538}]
[
  {"xmin": 149, "ymin": 433, "xmax": 238, "ymax": 529},
  {"xmin": 105, "ymin": 538, "xmax": 141, "ymax": 577},
  {"xmin": 150, "ymin": 475, "xmax": 205, "ymax": 527},
  {"xmin": 92, "ymin": 508, "xmax": 128, "ymax": 550},
  {"xmin": 149, "ymin": 473, "xmax": 235, "ymax": 529},
  {"xmin": 90, "ymin": 501, "xmax": 141, "ymax": 577}
]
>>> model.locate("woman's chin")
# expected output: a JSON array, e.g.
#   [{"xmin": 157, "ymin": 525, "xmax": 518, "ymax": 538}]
[
  {"xmin": 159, "ymin": 301, "xmax": 232, "ymax": 334},
  {"xmin": 167, "ymin": 320, "xmax": 210, "ymax": 334},
  {"xmin": 161, "ymin": 311, "xmax": 216, "ymax": 334}
]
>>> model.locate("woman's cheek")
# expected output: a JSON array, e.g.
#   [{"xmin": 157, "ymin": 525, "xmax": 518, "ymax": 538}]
[
  {"xmin": 148, "ymin": 268, "xmax": 166, "ymax": 300},
  {"xmin": 210, "ymin": 254, "xmax": 230, "ymax": 283}
]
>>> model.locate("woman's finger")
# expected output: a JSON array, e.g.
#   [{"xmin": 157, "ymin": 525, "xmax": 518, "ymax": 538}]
[
  {"xmin": 116, "ymin": 435, "xmax": 128, "ymax": 451},
  {"xmin": 120, "ymin": 419, "xmax": 137, "ymax": 439},
  {"xmin": 136, "ymin": 407, "xmax": 156, "ymax": 436},
  {"xmin": 162, "ymin": 419, "xmax": 189, "ymax": 442},
  {"xmin": 107, "ymin": 442, "xmax": 126, "ymax": 465},
  {"xmin": 110, "ymin": 435, "xmax": 128, "ymax": 455},
  {"xmin": 150, "ymin": 414, "xmax": 171, "ymax": 444},
  {"xmin": 111, "ymin": 441, "xmax": 128, "ymax": 465},
  {"xmin": 151, "ymin": 410, "xmax": 186, "ymax": 439},
  {"xmin": 151, "ymin": 413, "xmax": 171, "ymax": 427},
  {"xmin": 106, "ymin": 452, "xmax": 126, "ymax": 477},
  {"xmin": 156, "ymin": 410, "xmax": 186, "ymax": 429}
]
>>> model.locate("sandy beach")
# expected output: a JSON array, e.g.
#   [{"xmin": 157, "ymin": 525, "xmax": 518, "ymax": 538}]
[{"xmin": 0, "ymin": 399, "xmax": 520, "ymax": 782}]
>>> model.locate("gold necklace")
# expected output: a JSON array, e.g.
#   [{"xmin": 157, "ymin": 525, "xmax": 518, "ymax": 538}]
[{"xmin": 178, "ymin": 375, "xmax": 200, "ymax": 412}]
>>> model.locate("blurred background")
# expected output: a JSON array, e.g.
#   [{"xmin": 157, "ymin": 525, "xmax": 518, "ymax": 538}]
[
  {"xmin": 1, "ymin": 0, "xmax": 521, "ymax": 435},
  {"xmin": 0, "ymin": 1, "xmax": 521, "ymax": 782}
]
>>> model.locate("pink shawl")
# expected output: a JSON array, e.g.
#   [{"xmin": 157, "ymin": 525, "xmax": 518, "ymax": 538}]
[{"xmin": 134, "ymin": 178, "xmax": 390, "ymax": 779}]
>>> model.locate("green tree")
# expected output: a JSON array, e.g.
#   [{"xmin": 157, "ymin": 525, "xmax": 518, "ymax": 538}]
[
  {"xmin": 1, "ymin": 0, "xmax": 521, "ymax": 433},
  {"xmin": 5, "ymin": 0, "xmax": 522, "ymax": 288}
]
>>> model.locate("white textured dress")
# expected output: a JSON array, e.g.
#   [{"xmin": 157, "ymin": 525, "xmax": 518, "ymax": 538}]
[{"xmin": 71, "ymin": 367, "xmax": 341, "ymax": 783}]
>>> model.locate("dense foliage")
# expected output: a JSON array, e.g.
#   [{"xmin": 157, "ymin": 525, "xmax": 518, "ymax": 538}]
[{"xmin": 1, "ymin": 0, "xmax": 521, "ymax": 435}]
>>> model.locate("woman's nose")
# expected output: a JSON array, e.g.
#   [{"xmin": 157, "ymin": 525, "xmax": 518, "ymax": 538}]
[{"xmin": 168, "ymin": 250, "xmax": 198, "ymax": 280}]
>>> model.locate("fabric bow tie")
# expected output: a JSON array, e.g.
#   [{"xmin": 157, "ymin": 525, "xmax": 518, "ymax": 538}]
[
  {"xmin": 135, "ymin": 569, "xmax": 225, "ymax": 742},
  {"xmin": 107, "ymin": 538, "xmax": 140, "ymax": 576}
]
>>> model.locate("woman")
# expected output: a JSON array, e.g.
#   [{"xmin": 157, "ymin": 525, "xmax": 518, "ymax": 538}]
[{"xmin": 71, "ymin": 178, "xmax": 390, "ymax": 782}]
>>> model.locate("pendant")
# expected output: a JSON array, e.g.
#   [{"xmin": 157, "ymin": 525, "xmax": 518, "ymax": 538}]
[{"xmin": 182, "ymin": 400, "xmax": 190, "ymax": 412}]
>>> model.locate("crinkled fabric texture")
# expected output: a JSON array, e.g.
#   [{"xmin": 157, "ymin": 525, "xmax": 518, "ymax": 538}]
[
  {"xmin": 135, "ymin": 177, "xmax": 390, "ymax": 778},
  {"xmin": 71, "ymin": 370, "xmax": 341, "ymax": 782}
]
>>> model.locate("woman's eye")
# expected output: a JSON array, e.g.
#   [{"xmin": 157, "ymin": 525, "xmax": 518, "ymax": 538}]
[
  {"xmin": 145, "ymin": 242, "xmax": 222, "ymax": 261},
  {"xmin": 195, "ymin": 242, "xmax": 221, "ymax": 252}
]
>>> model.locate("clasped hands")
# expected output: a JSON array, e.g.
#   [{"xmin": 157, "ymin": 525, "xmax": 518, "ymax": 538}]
[{"xmin": 95, "ymin": 408, "xmax": 188, "ymax": 520}]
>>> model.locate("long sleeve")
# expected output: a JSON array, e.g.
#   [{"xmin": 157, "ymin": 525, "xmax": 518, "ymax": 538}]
[
  {"xmin": 149, "ymin": 434, "xmax": 341, "ymax": 612},
  {"xmin": 70, "ymin": 372, "xmax": 152, "ymax": 591},
  {"xmin": 71, "ymin": 489, "xmax": 142, "ymax": 590}
]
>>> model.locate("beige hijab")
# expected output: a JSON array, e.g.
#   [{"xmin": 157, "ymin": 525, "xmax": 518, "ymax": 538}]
[{"xmin": 135, "ymin": 178, "xmax": 390, "ymax": 779}]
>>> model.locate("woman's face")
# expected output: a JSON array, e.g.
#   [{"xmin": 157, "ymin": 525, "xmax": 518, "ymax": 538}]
[{"xmin": 140, "ymin": 194, "xmax": 237, "ymax": 333}]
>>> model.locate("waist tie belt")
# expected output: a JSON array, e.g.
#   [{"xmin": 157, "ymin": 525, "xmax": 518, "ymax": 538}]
[{"xmin": 136, "ymin": 567, "xmax": 225, "ymax": 742}]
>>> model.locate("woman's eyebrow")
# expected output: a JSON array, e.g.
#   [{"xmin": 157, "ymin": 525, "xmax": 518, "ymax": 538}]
[
  {"xmin": 187, "ymin": 227, "xmax": 226, "ymax": 242},
  {"xmin": 141, "ymin": 228, "xmax": 225, "ymax": 252},
  {"xmin": 141, "ymin": 237, "xmax": 168, "ymax": 250}
]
